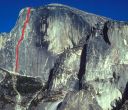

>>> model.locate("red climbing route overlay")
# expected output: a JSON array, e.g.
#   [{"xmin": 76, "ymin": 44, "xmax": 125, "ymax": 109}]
[{"xmin": 15, "ymin": 8, "xmax": 31, "ymax": 72}]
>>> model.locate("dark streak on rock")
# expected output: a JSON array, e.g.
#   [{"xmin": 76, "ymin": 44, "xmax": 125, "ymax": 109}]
[
  {"xmin": 77, "ymin": 35, "xmax": 90, "ymax": 90},
  {"xmin": 57, "ymin": 102, "xmax": 62, "ymax": 110},
  {"xmin": 46, "ymin": 52, "xmax": 65, "ymax": 91},
  {"xmin": 35, "ymin": 7, "xmax": 49, "ymax": 49},
  {"xmin": 103, "ymin": 21, "xmax": 111, "ymax": 45},
  {"xmin": 46, "ymin": 68, "xmax": 54, "ymax": 90}
]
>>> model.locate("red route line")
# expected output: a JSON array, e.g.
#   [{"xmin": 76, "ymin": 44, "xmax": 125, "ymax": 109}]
[{"xmin": 15, "ymin": 8, "xmax": 31, "ymax": 72}]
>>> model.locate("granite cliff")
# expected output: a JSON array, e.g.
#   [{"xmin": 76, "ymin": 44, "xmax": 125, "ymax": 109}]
[{"xmin": 0, "ymin": 4, "xmax": 128, "ymax": 110}]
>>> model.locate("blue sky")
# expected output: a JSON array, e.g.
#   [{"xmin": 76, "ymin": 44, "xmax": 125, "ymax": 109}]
[{"xmin": 0, "ymin": 0, "xmax": 128, "ymax": 32}]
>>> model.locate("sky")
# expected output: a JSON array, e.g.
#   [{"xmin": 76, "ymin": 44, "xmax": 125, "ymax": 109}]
[{"xmin": 0, "ymin": 0, "xmax": 128, "ymax": 33}]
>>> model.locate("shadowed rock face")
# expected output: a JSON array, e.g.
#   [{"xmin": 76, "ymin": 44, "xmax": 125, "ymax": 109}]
[{"xmin": 0, "ymin": 3, "xmax": 128, "ymax": 110}]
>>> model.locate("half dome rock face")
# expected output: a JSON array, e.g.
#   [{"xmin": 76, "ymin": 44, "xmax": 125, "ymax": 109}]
[{"xmin": 0, "ymin": 3, "xmax": 128, "ymax": 110}]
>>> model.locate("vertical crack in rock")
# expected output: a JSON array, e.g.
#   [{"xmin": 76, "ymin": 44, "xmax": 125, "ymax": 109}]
[
  {"xmin": 103, "ymin": 21, "xmax": 111, "ymax": 45},
  {"xmin": 46, "ymin": 54, "xmax": 64, "ymax": 91},
  {"xmin": 77, "ymin": 35, "xmax": 90, "ymax": 90},
  {"xmin": 46, "ymin": 68, "xmax": 54, "ymax": 90}
]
